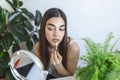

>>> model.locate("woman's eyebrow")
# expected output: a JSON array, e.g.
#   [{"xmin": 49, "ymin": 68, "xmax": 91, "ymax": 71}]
[
  {"xmin": 47, "ymin": 23, "xmax": 55, "ymax": 27},
  {"xmin": 60, "ymin": 24, "xmax": 65, "ymax": 27},
  {"xmin": 47, "ymin": 23, "xmax": 65, "ymax": 27}
]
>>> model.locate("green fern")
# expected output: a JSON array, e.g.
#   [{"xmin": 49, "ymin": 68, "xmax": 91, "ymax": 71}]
[
  {"xmin": 75, "ymin": 32, "xmax": 120, "ymax": 80},
  {"xmin": 103, "ymin": 32, "xmax": 114, "ymax": 53}
]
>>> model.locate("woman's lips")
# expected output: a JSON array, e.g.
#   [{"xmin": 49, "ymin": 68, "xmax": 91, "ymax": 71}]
[{"xmin": 52, "ymin": 38, "xmax": 60, "ymax": 43}]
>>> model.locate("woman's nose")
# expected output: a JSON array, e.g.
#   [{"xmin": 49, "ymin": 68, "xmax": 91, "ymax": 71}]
[{"xmin": 54, "ymin": 29, "xmax": 59, "ymax": 36}]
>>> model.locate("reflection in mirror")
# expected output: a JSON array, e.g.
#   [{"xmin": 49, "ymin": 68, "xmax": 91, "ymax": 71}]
[{"xmin": 9, "ymin": 50, "xmax": 48, "ymax": 80}]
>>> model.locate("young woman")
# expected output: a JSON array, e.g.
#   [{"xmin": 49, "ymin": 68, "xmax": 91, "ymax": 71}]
[{"xmin": 34, "ymin": 8, "xmax": 80, "ymax": 80}]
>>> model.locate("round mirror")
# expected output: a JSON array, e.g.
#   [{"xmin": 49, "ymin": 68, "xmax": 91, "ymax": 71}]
[{"xmin": 9, "ymin": 50, "xmax": 48, "ymax": 80}]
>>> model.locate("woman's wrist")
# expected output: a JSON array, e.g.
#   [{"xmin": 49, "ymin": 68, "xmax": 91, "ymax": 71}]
[{"xmin": 54, "ymin": 63, "xmax": 71, "ymax": 76}]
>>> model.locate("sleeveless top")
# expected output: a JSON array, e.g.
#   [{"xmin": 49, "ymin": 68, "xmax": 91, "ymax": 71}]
[{"xmin": 47, "ymin": 40, "xmax": 75, "ymax": 77}]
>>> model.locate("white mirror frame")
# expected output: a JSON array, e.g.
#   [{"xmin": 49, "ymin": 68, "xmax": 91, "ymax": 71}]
[{"xmin": 8, "ymin": 50, "xmax": 48, "ymax": 80}]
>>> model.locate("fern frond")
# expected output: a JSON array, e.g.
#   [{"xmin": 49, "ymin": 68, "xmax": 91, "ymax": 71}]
[
  {"xmin": 103, "ymin": 32, "xmax": 114, "ymax": 53},
  {"xmin": 82, "ymin": 38, "xmax": 101, "ymax": 55},
  {"xmin": 76, "ymin": 32, "xmax": 120, "ymax": 80},
  {"xmin": 110, "ymin": 37, "xmax": 120, "ymax": 53}
]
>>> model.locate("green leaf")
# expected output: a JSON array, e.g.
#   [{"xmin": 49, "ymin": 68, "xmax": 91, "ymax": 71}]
[
  {"xmin": 0, "ymin": 60, "xmax": 6, "ymax": 69},
  {"xmin": 23, "ymin": 20, "xmax": 34, "ymax": 31},
  {"xmin": 91, "ymin": 66, "xmax": 98, "ymax": 80},
  {"xmin": 0, "ymin": 51, "xmax": 4, "ymax": 58},
  {"xmin": 103, "ymin": 32, "xmax": 114, "ymax": 53},
  {"xmin": 0, "ymin": 67, "xmax": 5, "ymax": 77},
  {"xmin": 0, "ymin": 26, "xmax": 6, "ymax": 35},
  {"xmin": 15, "ymin": 32, "xmax": 29, "ymax": 42},
  {"xmin": 76, "ymin": 33, "xmax": 120, "ymax": 80},
  {"xmin": 0, "ymin": 6, "xmax": 2, "ymax": 11},
  {"xmin": 19, "ymin": 1, "xmax": 23, "ymax": 7},
  {"xmin": 0, "ymin": 51, "xmax": 10, "ymax": 68},
  {"xmin": 0, "ymin": 45, "xmax": 3, "ymax": 51},
  {"xmin": 26, "ymin": 40, "xmax": 33, "ymax": 51},
  {"xmin": 8, "ymin": 24, "xmax": 30, "ymax": 42},
  {"xmin": 0, "ymin": 51, "xmax": 10, "ymax": 78},
  {"xmin": 0, "ymin": 23, "xmax": 5, "ymax": 34},
  {"xmin": 8, "ymin": 11, "xmax": 21, "ymax": 23},
  {"xmin": 3, "ymin": 52, "xmax": 10, "ymax": 68},
  {"xmin": 110, "ymin": 37, "xmax": 120, "ymax": 53},
  {"xmin": 14, "ymin": 23, "xmax": 27, "ymax": 34},
  {"xmin": 1, "ymin": 8, "xmax": 8, "ymax": 23},
  {"xmin": 35, "ymin": 10, "xmax": 42, "ymax": 26},
  {"xmin": 21, "ymin": 8, "xmax": 34, "ymax": 19},
  {"xmin": 13, "ymin": 0, "xmax": 19, "ymax": 8},
  {"xmin": 105, "ymin": 70, "xmax": 120, "ymax": 80},
  {"xmin": 1, "ymin": 32, "xmax": 13, "ymax": 50},
  {"xmin": 0, "ymin": 14, "xmax": 2, "ymax": 24},
  {"xmin": 12, "ymin": 43, "xmax": 20, "ymax": 53},
  {"xmin": 32, "ymin": 34, "xmax": 39, "ymax": 44},
  {"xmin": 82, "ymin": 38, "xmax": 100, "ymax": 56},
  {"xmin": 6, "ymin": 0, "xmax": 16, "ymax": 11},
  {"xmin": 0, "ymin": 22, "xmax": 2, "ymax": 30},
  {"xmin": 5, "ymin": 70, "xmax": 15, "ymax": 80}
]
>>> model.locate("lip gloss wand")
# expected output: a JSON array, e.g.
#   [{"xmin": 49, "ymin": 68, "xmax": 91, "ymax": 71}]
[{"xmin": 55, "ymin": 43, "xmax": 58, "ymax": 54}]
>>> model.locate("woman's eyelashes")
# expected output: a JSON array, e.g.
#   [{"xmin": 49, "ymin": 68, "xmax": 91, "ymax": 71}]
[
  {"xmin": 48, "ymin": 27, "xmax": 54, "ymax": 31},
  {"xmin": 59, "ymin": 28, "xmax": 65, "ymax": 31},
  {"xmin": 48, "ymin": 27, "xmax": 65, "ymax": 32}
]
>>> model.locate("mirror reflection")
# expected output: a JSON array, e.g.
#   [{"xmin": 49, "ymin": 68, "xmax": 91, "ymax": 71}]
[{"xmin": 9, "ymin": 50, "xmax": 48, "ymax": 80}]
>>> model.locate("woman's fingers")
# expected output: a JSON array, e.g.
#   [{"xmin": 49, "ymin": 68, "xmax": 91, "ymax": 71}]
[
  {"xmin": 50, "ymin": 50, "xmax": 62, "ymax": 65},
  {"xmin": 54, "ymin": 52, "xmax": 61, "ymax": 65},
  {"xmin": 50, "ymin": 53, "xmax": 56, "ymax": 65},
  {"xmin": 56, "ymin": 51, "xmax": 62, "ymax": 60}
]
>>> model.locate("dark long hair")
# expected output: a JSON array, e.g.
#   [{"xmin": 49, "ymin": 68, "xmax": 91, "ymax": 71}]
[{"xmin": 39, "ymin": 8, "xmax": 68, "ymax": 69}]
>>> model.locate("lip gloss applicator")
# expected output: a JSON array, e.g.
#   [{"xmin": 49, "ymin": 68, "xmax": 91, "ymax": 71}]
[
  {"xmin": 55, "ymin": 43, "xmax": 58, "ymax": 51},
  {"xmin": 55, "ymin": 43, "xmax": 58, "ymax": 53}
]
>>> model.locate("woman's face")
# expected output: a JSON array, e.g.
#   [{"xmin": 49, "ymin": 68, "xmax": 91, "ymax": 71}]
[{"xmin": 45, "ymin": 17, "xmax": 65, "ymax": 48}]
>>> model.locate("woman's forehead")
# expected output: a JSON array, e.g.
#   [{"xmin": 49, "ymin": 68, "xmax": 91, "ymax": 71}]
[{"xmin": 46, "ymin": 17, "xmax": 65, "ymax": 25}]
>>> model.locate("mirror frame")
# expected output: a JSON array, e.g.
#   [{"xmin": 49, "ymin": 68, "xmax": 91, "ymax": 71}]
[{"xmin": 8, "ymin": 50, "xmax": 46, "ymax": 80}]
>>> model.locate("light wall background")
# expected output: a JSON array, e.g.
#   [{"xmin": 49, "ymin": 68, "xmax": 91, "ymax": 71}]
[{"xmin": 0, "ymin": 0, "xmax": 120, "ymax": 56}]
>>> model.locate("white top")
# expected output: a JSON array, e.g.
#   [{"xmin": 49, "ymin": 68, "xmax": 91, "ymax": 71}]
[{"xmin": 48, "ymin": 40, "xmax": 75, "ymax": 77}]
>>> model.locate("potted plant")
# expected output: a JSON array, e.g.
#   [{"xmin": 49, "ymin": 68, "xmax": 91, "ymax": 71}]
[
  {"xmin": 0, "ymin": 51, "xmax": 14, "ymax": 80},
  {"xmin": 0, "ymin": 0, "xmax": 42, "ymax": 79},
  {"xmin": 75, "ymin": 32, "xmax": 120, "ymax": 80}
]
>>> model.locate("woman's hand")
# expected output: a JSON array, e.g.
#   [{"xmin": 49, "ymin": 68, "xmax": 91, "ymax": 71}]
[
  {"xmin": 50, "ymin": 49, "xmax": 71, "ymax": 76},
  {"xmin": 50, "ymin": 49, "xmax": 62, "ymax": 65}
]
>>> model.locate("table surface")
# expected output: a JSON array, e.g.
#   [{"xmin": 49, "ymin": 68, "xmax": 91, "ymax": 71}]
[{"xmin": 50, "ymin": 76, "xmax": 74, "ymax": 80}]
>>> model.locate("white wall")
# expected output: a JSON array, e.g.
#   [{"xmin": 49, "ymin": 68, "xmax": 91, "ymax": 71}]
[{"xmin": 0, "ymin": 0, "xmax": 120, "ymax": 55}]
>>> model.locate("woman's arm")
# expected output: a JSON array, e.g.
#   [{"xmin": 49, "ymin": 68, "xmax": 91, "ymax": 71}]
[
  {"xmin": 34, "ymin": 42, "xmax": 41, "ymax": 59},
  {"xmin": 50, "ymin": 51, "xmax": 71, "ymax": 76},
  {"xmin": 66, "ymin": 42, "xmax": 80, "ymax": 74},
  {"xmin": 50, "ymin": 42, "xmax": 80, "ymax": 76}
]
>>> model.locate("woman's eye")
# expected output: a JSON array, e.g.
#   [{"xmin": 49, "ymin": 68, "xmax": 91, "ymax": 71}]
[
  {"xmin": 48, "ymin": 28, "xmax": 53, "ymax": 31},
  {"xmin": 59, "ymin": 28, "xmax": 65, "ymax": 31}
]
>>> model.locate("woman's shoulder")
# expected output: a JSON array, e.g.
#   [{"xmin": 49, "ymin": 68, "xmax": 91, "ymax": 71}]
[
  {"xmin": 67, "ymin": 37, "xmax": 80, "ymax": 56},
  {"xmin": 34, "ymin": 42, "xmax": 40, "ymax": 58},
  {"xmin": 34, "ymin": 42, "xmax": 40, "ymax": 50},
  {"xmin": 68, "ymin": 40, "xmax": 80, "ymax": 52},
  {"xmin": 67, "ymin": 37, "xmax": 78, "ymax": 47}
]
